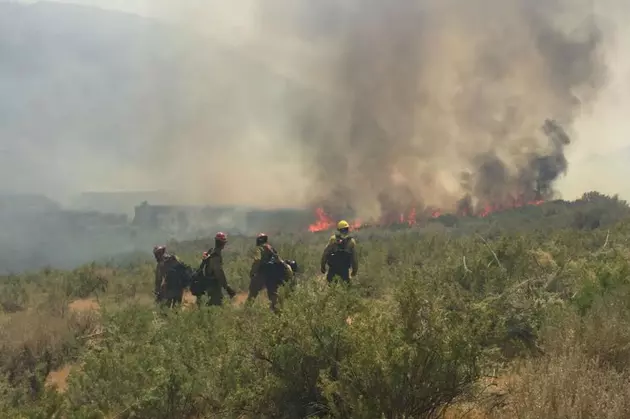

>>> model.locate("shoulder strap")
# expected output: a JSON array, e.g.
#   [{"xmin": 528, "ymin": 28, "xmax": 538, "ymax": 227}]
[
  {"xmin": 335, "ymin": 235, "xmax": 352, "ymax": 250},
  {"xmin": 262, "ymin": 243, "xmax": 283, "ymax": 263},
  {"xmin": 199, "ymin": 248, "xmax": 214, "ymax": 269},
  {"xmin": 263, "ymin": 243, "xmax": 278, "ymax": 255}
]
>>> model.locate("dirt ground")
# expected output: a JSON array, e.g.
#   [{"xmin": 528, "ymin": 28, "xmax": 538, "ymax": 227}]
[
  {"xmin": 68, "ymin": 297, "xmax": 100, "ymax": 312},
  {"xmin": 45, "ymin": 364, "xmax": 72, "ymax": 393}
]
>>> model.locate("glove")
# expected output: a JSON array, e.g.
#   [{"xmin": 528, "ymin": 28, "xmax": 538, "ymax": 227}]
[
  {"xmin": 226, "ymin": 286, "xmax": 236, "ymax": 299},
  {"xmin": 321, "ymin": 266, "xmax": 327, "ymax": 274}
]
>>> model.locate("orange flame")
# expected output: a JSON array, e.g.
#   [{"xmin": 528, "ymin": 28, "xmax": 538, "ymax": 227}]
[
  {"xmin": 477, "ymin": 197, "xmax": 545, "ymax": 217},
  {"xmin": 307, "ymin": 195, "xmax": 544, "ymax": 232},
  {"xmin": 308, "ymin": 208, "xmax": 334, "ymax": 232},
  {"xmin": 307, "ymin": 208, "xmax": 363, "ymax": 232}
]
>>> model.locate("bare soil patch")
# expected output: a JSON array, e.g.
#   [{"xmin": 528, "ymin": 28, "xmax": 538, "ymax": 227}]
[
  {"xmin": 45, "ymin": 364, "xmax": 72, "ymax": 393},
  {"xmin": 68, "ymin": 298, "xmax": 100, "ymax": 312}
]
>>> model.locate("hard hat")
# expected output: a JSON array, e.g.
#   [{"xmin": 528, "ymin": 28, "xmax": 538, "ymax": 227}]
[
  {"xmin": 256, "ymin": 232, "xmax": 269, "ymax": 245},
  {"xmin": 337, "ymin": 220, "xmax": 350, "ymax": 230},
  {"xmin": 153, "ymin": 245, "xmax": 166, "ymax": 260},
  {"xmin": 215, "ymin": 232, "xmax": 228, "ymax": 242}
]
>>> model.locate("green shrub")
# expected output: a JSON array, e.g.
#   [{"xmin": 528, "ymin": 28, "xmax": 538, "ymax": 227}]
[
  {"xmin": 0, "ymin": 304, "xmax": 99, "ymax": 409},
  {"xmin": 1, "ymin": 194, "xmax": 630, "ymax": 417},
  {"xmin": 493, "ymin": 295, "xmax": 630, "ymax": 419},
  {"xmin": 59, "ymin": 280, "xmax": 482, "ymax": 418}
]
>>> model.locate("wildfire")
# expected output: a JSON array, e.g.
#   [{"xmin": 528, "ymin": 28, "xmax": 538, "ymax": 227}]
[
  {"xmin": 307, "ymin": 196, "xmax": 545, "ymax": 232},
  {"xmin": 477, "ymin": 197, "xmax": 545, "ymax": 217},
  {"xmin": 307, "ymin": 208, "xmax": 333, "ymax": 233},
  {"xmin": 307, "ymin": 208, "xmax": 363, "ymax": 232}
]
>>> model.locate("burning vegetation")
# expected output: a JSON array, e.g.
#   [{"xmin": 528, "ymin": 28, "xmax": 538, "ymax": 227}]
[
  {"xmin": 308, "ymin": 119, "xmax": 567, "ymax": 232},
  {"xmin": 296, "ymin": 0, "xmax": 605, "ymax": 232},
  {"xmin": 308, "ymin": 198, "xmax": 545, "ymax": 233}
]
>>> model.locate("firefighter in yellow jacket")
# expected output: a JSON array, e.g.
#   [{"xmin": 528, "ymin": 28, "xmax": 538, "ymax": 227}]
[{"xmin": 320, "ymin": 220, "xmax": 358, "ymax": 283}]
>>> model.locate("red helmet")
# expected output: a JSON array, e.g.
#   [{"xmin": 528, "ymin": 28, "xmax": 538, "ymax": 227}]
[{"xmin": 215, "ymin": 232, "xmax": 228, "ymax": 242}]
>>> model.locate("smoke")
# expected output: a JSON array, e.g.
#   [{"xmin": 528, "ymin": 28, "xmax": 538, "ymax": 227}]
[
  {"xmin": 1, "ymin": 0, "xmax": 627, "ymax": 218},
  {"xmin": 0, "ymin": 0, "xmax": 627, "ymax": 273},
  {"xmin": 556, "ymin": 1, "xmax": 630, "ymax": 200},
  {"xmin": 279, "ymin": 0, "xmax": 608, "ymax": 219},
  {"xmin": 0, "ymin": 0, "xmax": 314, "ymax": 209}
]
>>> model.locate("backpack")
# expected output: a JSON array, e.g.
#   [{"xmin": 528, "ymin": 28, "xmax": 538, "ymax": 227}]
[
  {"xmin": 189, "ymin": 262, "xmax": 208, "ymax": 297},
  {"xmin": 284, "ymin": 260, "xmax": 299, "ymax": 275},
  {"xmin": 326, "ymin": 235, "xmax": 353, "ymax": 269},
  {"xmin": 259, "ymin": 244, "xmax": 287, "ymax": 279},
  {"xmin": 189, "ymin": 249, "xmax": 215, "ymax": 297},
  {"xmin": 164, "ymin": 256, "xmax": 193, "ymax": 291},
  {"xmin": 277, "ymin": 259, "xmax": 299, "ymax": 287}
]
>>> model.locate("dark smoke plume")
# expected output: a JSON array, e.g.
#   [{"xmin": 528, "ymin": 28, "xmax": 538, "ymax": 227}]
[{"xmin": 291, "ymin": 0, "xmax": 607, "ymax": 219}]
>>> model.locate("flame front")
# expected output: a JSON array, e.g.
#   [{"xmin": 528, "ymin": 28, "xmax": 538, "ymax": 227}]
[
  {"xmin": 307, "ymin": 194, "xmax": 545, "ymax": 232},
  {"xmin": 477, "ymin": 197, "xmax": 545, "ymax": 217},
  {"xmin": 308, "ymin": 208, "xmax": 334, "ymax": 232},
  {"xmin": 307, "ymin": 208, "xmax": 363, "ymax": 232}
]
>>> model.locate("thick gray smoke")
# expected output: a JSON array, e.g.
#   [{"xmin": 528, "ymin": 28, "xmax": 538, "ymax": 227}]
[
  {"xmin": 0, "ymin": 0, "xmax": 621, "ymax": 273},
  {"xmin": 286, "ymin": 0, "xmax": 607, "ymax": 219},
  {"xmin": 0, "ymin": 0, "xmax": 615, "ymax": 217}
]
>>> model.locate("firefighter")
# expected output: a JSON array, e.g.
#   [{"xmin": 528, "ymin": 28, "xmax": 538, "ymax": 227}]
[
  {"xmin": 153, "ymin": 245, "xmax": 191, "ymax": 309},
  {"xmin": 195, "ymin": 232, "xmax": 236, "ymax": 306},
  {"xmin": 320, "ymin": 220, "xmax": 358, "ymax": 284},
  {"xmin": 246, "ymin": 233, "xmax": 291, "ymax": 312}
]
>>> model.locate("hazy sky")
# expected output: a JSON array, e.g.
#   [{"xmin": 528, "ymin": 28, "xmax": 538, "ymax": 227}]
[
  {"xmin": 5, "ymin": 0, "xmax": 630, "ymax": 203},
  {"xmin": 15, "ymin": 0, "xmax": 260, "ymax": 44}
]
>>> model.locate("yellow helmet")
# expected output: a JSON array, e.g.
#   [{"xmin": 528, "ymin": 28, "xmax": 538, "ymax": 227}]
[{"xmin": 337, "ymin": 220, "xmax": 350, "ymax": 230}]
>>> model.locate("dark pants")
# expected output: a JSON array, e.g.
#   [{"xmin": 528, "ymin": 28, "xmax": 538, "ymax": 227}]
[
  {"xmin": 192, "ymin": 277, "xmax": 225, "ymax": 307},
  {"xmin": 205, "ymin": 285, "xmax": 225, "ymax": 307},
  {"xmin": 327, "ymin": 268, "xmax": 350, "ymax": 284},
  {"xmin": 247, "ymin": 275, "xmax": 280, "ymax": 312}
]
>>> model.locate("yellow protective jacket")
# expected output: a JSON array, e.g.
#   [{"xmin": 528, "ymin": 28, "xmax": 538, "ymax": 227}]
[{"xmin": 320, "ymin": 233, "xmax": 358, "ymax": 274}]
